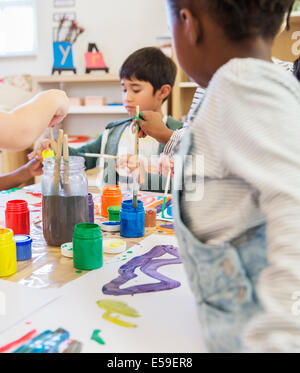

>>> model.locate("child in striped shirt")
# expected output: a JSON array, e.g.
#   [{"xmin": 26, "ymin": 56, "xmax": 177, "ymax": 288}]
[{"xmin": 165, "ymin": 0, "xmax": 300, "ymax": 353}]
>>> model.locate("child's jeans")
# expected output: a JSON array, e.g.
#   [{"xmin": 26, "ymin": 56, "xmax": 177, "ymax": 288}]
[{"xmin": 172, "ymin": 129, "xmax": 268, "ymax": 353}]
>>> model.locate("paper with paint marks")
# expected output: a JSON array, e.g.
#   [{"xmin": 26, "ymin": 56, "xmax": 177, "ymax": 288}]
[{"xmin": 0, "ymin": 235, "xmax": 206, "ymax": 352}]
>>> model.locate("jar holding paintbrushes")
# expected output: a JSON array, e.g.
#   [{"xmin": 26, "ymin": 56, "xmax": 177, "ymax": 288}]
[{"xmin": 42, "ymin": 131, "xmax": 88, "ymax": 246}]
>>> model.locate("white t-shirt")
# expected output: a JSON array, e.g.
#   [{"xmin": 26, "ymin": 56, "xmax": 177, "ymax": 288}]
[{"xmin": 117, "ymin": 116, "xmax": 166, "ymax": 190}]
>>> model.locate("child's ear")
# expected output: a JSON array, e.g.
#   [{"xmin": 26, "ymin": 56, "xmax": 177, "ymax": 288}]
[
  {"xmin": 179, "ymin": 8, "xmax": 202, "ymax": 45},
  {"xmin": 157, "ymin": 84, "xmax": 172, "ymax": 102}
]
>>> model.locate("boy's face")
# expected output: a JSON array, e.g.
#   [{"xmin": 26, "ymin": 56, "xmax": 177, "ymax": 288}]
[{"xmin": 121, "ymin": 77, "xmax": 163, "ymax": 116}]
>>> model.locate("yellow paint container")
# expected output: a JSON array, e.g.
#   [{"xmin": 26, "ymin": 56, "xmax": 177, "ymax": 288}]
[
  {"xmin": 0, "ymin": 228, "xmax": 17, "ymax": 277},
  {"xmin": 42, "ymin": 149, "xmax": 55, "ymax": 160}
]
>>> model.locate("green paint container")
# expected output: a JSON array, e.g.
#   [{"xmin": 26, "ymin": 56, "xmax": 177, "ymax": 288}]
[
  {"xmin": 108, "ymin": 206, "xmax": 121, "ymax": 222},
  {"xmin": 73, "ymin": 223, "xmax": 103, "ymax": 270}
]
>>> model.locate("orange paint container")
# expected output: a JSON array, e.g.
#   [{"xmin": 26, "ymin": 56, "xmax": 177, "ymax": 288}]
[{"xmin": 101, "ymin": 185, "xmax": 122, "ymax": 218}]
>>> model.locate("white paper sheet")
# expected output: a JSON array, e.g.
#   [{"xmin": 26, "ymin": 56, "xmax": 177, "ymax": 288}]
[{"xmin": 0, "ymin": 280, "xmax": 60, "ymax": 335}]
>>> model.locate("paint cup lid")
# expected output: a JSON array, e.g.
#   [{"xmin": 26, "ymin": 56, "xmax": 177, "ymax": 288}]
[
  {"xmin": 61, "ymin": 242, "xmax": 73, "ymax": 258},
  {"xmin": 103, "ymin": 239, "xmax": 126, "ymax": 254},
  {"xmin": 13, "ymin": 235, "xmax": 32, "ymax": 245},
  {"xmin": 101, "ymin": 222, "xmax": 121, "ymax": 232}
]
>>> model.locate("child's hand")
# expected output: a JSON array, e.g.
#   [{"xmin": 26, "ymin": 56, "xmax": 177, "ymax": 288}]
[
  {"xmin": 159, "ymin": 153, "xmax": 174, "ymax": 179},
  {"xmin": 132, "ymin": 111, "xmax": 173, "ymax": 144},
  {"xmin": 116, "ymin": 154, "xmax": 146, "ymax": 185},
  {"xmin": 24, "ymin": 158, "xmax": 44, "ymax": 178},
  {"xmin": 28, "ymin": 139, "xmax": 52, "ymax": 161}
]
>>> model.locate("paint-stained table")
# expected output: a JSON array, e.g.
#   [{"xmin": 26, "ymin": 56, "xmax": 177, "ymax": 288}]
[{"xmin": 0, "ymin": 170, "xmax": 174, "ymax": 289}]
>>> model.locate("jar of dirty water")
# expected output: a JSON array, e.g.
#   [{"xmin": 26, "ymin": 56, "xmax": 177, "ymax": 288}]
[{"xmin": 42, "ymin": 156, "xmax": 89, "ymax": 247}]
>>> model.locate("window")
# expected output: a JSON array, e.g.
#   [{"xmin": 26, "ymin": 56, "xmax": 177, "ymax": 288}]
[{"xmin": 0, "ymin": 0, "xmax": 38, "ymax": 57}]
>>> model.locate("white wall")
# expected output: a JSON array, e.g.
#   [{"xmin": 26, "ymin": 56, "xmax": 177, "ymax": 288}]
[{"xmin": 0, "ymin": 0, "xmax": 170, "ymax": 76}]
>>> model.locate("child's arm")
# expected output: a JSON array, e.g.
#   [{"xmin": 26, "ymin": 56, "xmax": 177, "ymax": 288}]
[
  {"xmin": 0, "ymin": 158, "xmax": 43, "ymax": 191},
  {"xmin": 0, "ymin": 90, "xmax": 69, "ymax": 151},
  {"xmin": 68, "ymin": 135, "xmax": 103, "ymax": 170}
]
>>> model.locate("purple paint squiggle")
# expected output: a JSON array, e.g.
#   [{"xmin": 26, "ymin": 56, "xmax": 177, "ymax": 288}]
[
  {"xmin": 155, "ymin": 199, "xmax": 172, "ymax": 214},
  {"xmin": 102, "ymin": 245, "xmax": 182, "ymax": 296}
]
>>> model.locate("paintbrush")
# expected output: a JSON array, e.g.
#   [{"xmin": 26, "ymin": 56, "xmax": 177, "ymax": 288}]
[
  {"xmin": 77, "ymin": 152, "xmax": 117, "ymax": 159},
  {"xmin": 162, "ymin": 169, "xmax": 172, "ymax": 219},
  {"xmin": 53, "ymin": 129, "xmax": 64, "ymax": 195},
  {"xmin": 49, "ymin": 128, "xmax": 58, "ymax": 155},
  {"xmin": 63, "ymin": 134, "xmax": 71, "ymax": 195},
  {"xmin": 132, "ymin": 105, "xmax": 140, "ymax": 208}
]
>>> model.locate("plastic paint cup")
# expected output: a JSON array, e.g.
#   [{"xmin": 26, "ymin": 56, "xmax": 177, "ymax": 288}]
[
  {"xmin": 13, "ymin": 235, "xmax": 32, "ymax": 261},
  {"xmin": 0, "ymin": 228, "xmax": 17, "ymax": 277},
  {"xmin": 101, "ymin": 185, "xmax": 122, "ymax": 218},
  {"xmin": 108, "ymin": 205, "xmax": 121, "ymax": 222},
  {"xmin": 73, "ymin": 223, "xmax": 103, "ymax": 270},
  {"xmin": 88, "ymin": 193, "xmax": 94, "ymax": 224},
  {"xmin": 5, "ymin": 200, "xmax": 30, "ymax": 235},
  {"xmin": 120, "ymin": 199, "xmax": 145, "ymax": 238}
]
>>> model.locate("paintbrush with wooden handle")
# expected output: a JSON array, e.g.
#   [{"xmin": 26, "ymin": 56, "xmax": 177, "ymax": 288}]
[
  {"xmin": 132, "ymin": 105, "xmax": 140, "ymax": 208},
  {"xmin": 162, "ymin": 169, "xmax": 172, "ymax": 219},
  {"xmin": 53, "ymin": 129, "xmax": 64, "ymax": 195}
]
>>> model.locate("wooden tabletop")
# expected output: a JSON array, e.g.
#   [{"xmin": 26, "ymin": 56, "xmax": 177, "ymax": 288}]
[{"xmin": 2, "ymin": 170, "xmax": 174, "ymax": 289}]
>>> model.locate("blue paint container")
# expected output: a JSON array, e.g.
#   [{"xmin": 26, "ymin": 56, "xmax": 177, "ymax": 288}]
[
  {"xmin": 13, "ymin": 235, "xmax": 32, "ymax": 261},
  {"xmin": 120, "ymin": 199, "xmax": 145, "ymax": 238}
]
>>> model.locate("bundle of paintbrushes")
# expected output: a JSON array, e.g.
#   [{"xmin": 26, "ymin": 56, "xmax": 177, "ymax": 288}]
[{"xmin": 50, "ymin": 128, "xmax": 70, "ymax": 196}]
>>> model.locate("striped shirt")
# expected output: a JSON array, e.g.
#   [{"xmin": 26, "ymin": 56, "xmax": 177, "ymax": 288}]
[
  {"xmin": 164, "ymin": 58, "xmax": 295, "ymax": 157},
  {"xmin": 164, "ymin": 87, "xmax": 205, "ymax": 155},
  {"xmin": 179, "ymin": 57, "xmax": 300, "ymax": 352}
]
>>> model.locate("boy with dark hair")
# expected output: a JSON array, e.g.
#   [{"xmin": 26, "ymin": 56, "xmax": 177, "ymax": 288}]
[
  {"xmin": 164, "ymin": 0, "xmax": 300, "ymax": 353},
  {"xmin": 31, "ymin": 47, "xmax": 182, "ymax": 192}
]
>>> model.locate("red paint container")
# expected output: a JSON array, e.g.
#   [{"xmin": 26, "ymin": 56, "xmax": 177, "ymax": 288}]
[
  {"xmin": 101, "ymin": 185, "xmax": 122, "ymax": 218},
  {"xmin": 5, "ymin": 200, "xmax": 30, "ymax": 235}
]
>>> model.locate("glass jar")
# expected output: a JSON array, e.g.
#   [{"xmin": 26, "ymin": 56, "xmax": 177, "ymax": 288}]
[{"xmin": 42, "ymin": 156, "xmax": 89, "ymax": 247}]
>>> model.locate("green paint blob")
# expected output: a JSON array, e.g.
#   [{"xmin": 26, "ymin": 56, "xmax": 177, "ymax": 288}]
[
  {"xmin": 96, "ymin": 299, "xmax": 140, "ymax": 328},
  {"xmin": 127, "ymin": 251, "xmax": 133, "ymax": 254},
  {"xmin": 76, "ymin": 270, "xmax": 82, "ymax": 274},
  {"xmin": 73, "ymin": 223, "xmax": 103, "ymax": 270},
  {"xmin": 91, "ymin": 329, "xmax": 105, "ymax": 345}
]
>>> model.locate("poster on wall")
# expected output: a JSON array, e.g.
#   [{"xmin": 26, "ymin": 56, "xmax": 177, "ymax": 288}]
[{"xmin": 53, "ymin": 0, "xmax": 76, "ymax": 8}]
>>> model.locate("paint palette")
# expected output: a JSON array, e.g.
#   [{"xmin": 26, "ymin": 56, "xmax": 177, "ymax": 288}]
[{"xmin": 103, "ymin": 239, "xmax": 126, "ymax": 254}]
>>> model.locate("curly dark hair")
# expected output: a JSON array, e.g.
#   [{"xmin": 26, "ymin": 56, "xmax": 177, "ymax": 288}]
[{"xmin": 167, "ymin": 0, "xmax": 295, "ymax": 42}]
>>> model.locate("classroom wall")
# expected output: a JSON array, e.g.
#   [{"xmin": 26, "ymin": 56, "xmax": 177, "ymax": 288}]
[{"xmin": 0, "ymin": 0, "xmax": 170, "ymax": 76}]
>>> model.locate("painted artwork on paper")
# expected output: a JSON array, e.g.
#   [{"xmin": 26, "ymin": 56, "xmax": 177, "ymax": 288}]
[
  {"xmin": 97, "ymin": 299, "xmax": 140, "ymax": 328},
  {"xmin": 102, "ymin": 245, "xmax": 182, "ymax": 296}
]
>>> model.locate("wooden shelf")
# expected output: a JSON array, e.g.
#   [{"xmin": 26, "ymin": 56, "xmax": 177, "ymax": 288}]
[
  {"xmin": 33, "ymin": 74, "xmax": 120, "ymax": 84},
  {"xmin": 291, "ymin": 11, "xmax": 300, "ymax": 18},
  {"xmin": 68, "ymin": 105, "xmax": 127, "ymax": 114},
  {"xmin": 179, "ymin": 82, "xmax": 198, "ymax": 88}
]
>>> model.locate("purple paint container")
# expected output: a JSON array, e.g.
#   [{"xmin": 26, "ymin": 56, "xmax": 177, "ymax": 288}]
[{"xmin": 88, "ymin": 193, "xmax": 94, "ymax": 224}]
